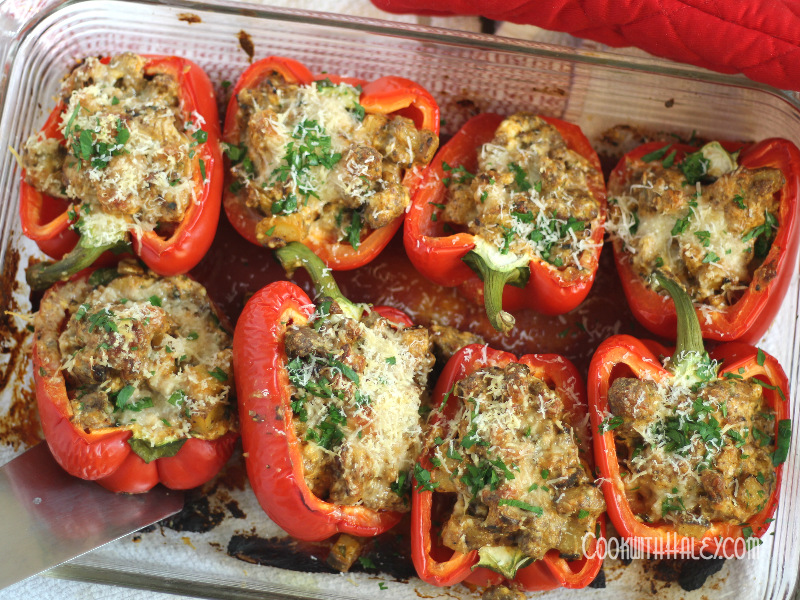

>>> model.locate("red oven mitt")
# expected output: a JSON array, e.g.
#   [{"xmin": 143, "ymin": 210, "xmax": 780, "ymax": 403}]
[{"xmin": 371, "ymin": 0, "xmax": 800, "ymax": 91}]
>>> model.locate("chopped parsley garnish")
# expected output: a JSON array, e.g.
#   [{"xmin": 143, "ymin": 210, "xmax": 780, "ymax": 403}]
[
  {"xmin": 694, "ymin": 230, "xmax": 711, "ymax": 247},
  {"xmin": 224, "ymin": 143, "xmax": 247, "ymax": 163},
  {"xmin": 270, "ymin": 119, "xmax": 341, "ymax": 200},
  {"xmin": 773, "ymin": 419, "xmax": 791, "ymax": 466},
  {"xmin": 187, "ymin": 331, "xmax": 199, "ymax": 340},
  {"xmin": 414, "ymin": 463, "xmax": 439, "ymax": 492},
  {"xmin": 598, "ymin": 415, "xmax": 624, "ymax": 433},
  {"xmin": 306, "ymin": 405, "xmax": 346, "ymax": 450},
  {"xmin": 578, "ymin": 509, "xmax": 590, "ymax": 519},
  {"xmin": 75, "ymin": 303, "xmax": 90, "ymax": 321},
  {"xmin": 757, "ymin": 349, "xmax": 766, "ymax": 366},
  {"xmin": 702, "ymin": 251, "xmax": 720, "ymax": 263},
  {"xmin": 508, "ymin": 162, "xmax": 532, "ymax": 192},
  {"xmin": 271, "ymin": 194, "xmax": 299, "ymax": 216},
  {"xmin": 662, "ymin": 149, "xmax": 677, "ymax": 168},
  {"xmin": 208, "ymin": 367, "xmax": 228, "ymax": 382},
  {"xmin": 87, "ymin": 308, "xmax": 118, "ymax": 333},
  {"xmin": 661, "ymin": 490, "xmax": 687, "ymax": 515},
  {"xmin": 346, "ymin": 211, "xmax": 363, "ymax": 249},
  {"xmin": 390, "ymin": 470, "xmax": 410, "ymax": 497},
  {"xmin": 733, "ymin": 195, "xmax": 746, "ymax": 209},
  {"xmin": 385, "ymin": 356, "xmax": 396, "ymax": 365},
  {"xmin": 168, "ymin": 390, "xmax": 187, "ymax": 407},
  {"xmin": 497, "ymin": 499, "xmax": 543, "ymax": 515},
  {"xmin": 679, "ymin": 150, "xmax": 710, "ymax": 185},
  {"xmin": 641, "ymin": 145, "xmax": 671, "ymax": 163},
  {"xmin": 441, "ymin": 161, "xmax": 475, "ymax": 186},
  {"xmin": 148, "ymin": 295, "xmax": 162, "ymax": 307}
]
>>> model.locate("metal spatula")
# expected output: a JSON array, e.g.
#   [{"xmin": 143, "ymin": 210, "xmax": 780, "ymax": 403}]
[{"xmin": 0, "ymin": 442, "xmax": 184, "ymax": 590}]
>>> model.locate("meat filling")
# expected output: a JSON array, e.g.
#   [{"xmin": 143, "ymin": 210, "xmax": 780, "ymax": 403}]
[
  {"xmin": 606, "ymin": 142, "xmax": 784, "ymax": 307},
  {"xmin": 437, "ymin": 113, "xmax": 603, "ymax": 282},
  {"xmin": 34, "ymin": 260, "xmax": 236, "ymax": 447},
  {"xmin": 22, "ymin": 53, "xmax": 200, "ymax": 247},
  {"xmin": 284, "ymin": 299, "xmax": 435, "ymax": 512},
  {"xmin": 228, "ymin": 71, "xmax": 439, "ymax": 249},
  {"xmin": 424, "ymin": 362, "xmax": 605, "ymax": 561},
  {"xmin": 607, "ymin": 375, "xmax": 776, "ymax": 537}
]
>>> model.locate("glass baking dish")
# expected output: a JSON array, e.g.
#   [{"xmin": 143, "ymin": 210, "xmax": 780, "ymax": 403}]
[{"xmin": 0, "ymin": 1, "xmax": 799, "ymax": 599}]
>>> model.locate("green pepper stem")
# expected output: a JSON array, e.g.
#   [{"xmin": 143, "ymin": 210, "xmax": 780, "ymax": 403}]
[
  {"xmin": 654, "ymin": 271, "xmax": 705, "ymax": 358},
  {"xmin": 462, "ymin": 250, "xmax": 528, "ymax": 334},
  {"xmin": 274, "ymin": 242, "xmax": 363, "ymax": 320},
  {"xmin": 26, "ymin": 239, "xmax": 119, "ymax": 291},
  {"xmin": 654, "ymin": 270, "xmax": 718, "ymax": 385}
]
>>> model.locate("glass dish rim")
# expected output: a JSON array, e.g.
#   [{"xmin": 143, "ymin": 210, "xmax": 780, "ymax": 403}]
[
  {"xmin": 2, "ymin": 0, "xmax": 800, "ymax": 119},
  {"xmin": 1, "ymin": 1, "xmax": 799, "ymax": 599}
]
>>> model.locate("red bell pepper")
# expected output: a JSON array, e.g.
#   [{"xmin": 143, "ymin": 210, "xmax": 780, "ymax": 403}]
[
  {"xmin": 222, "ymin": 56, "xmax": 440, "ymax": 270},
  {"xmin": 608, "ymin": 138, "xmax": 800, "ymax": 343},
  {"xmin": 233, "ymin": 241, "xmax": 424, "ymax": 541},
  {"xmin": 404, "ymin": 113, "xmax": 607, "ymax": 333},
  {"xmin": 589, "ymin": 272, "xmax": 791, "ymax": 556},
  {"xmin": 411, "ymin": 343, "xmax": 605, "ymax": 590},
  {"xmin": 22, "ymin": 55, "xmax": 223, "ymax": 290},
  {"xmin": 32, "ymin": 271, "xmax": 237, "ymax": 494}
]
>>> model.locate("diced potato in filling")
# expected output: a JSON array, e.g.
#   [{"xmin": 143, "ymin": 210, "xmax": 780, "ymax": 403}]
[
  {"xmin": 284, "ymin": 299, "xmax": 435, "ymax": 512},
  {"xmin": 606, "ymin": 142, "xmax": 784, "ymax": 308},
  {"xmin": 228, "ymin": 72, "xmax": 438, "ymax": 249},
  {"xmin": 423, "ymin": 362, "xmax": 604, "ymax": 561},
  {"xmin": 34, "ymin": 260, "xmax": 236, "ymax": 447},
  {"xmin": 438, "ymin": 113, "xmax": 603, "ymax": 282},
  {"xmin": 606, "ymin": 374, "xmax": 776, "ymax": 537},
  {"xmin": 21, "ymin": 52, "xmax": 201, "ymax": 247}
]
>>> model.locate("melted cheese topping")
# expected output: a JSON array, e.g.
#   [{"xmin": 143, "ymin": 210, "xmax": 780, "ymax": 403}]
[
  {"xmin": 22, "ymin": 53, "xmax": 199, "ymax": 247},
  {"xmin": 606, "ymin": 147, "xmax": 783, "ymax": 307},
  {"xmin": 607, "ymin": 369, "xmax": 776, "ymax": 534},
  {"xmin": 286, "ymin": 307, "xmax": 434, "ymax": 511},
  {"xmin": 44, "ymin": 266, "xmax": 235, "ymax": 447},
  {"xmin": 439, "ymin": 114, "xmax": 603, "ymax": 279},
  {"xmin": 425, "ymin": 362, "xmax": 604, "ymax": 561}
]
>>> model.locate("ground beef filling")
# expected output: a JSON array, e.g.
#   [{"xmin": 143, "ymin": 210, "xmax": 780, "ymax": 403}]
[
  {"xmin": 424, "ymin": 363, "xmax": 604, "ymax": 561},
  {"xmin": 439, "ymin": 113, "xmax": 603, "ymax": 281},
  {"xmin": 607, "ymin": 150, "xmax": 784, "ymax": 308},
  {"xmin": 607, "ymin": 376, "xmax": 776, "ymax": 537},
  {"xmin": 284, "ymin": 300, "xmax": 434, "ymax": 512},
  {"xmin": 22, "ymin": 53, "xmax": 197, "ymax": 246},
  {"xmin": 34, "ymin": 261, "xmax": 235, "ymax": 447},
  {"xmin": 229, "ymin": 71, "xmax": 439, "ymax": 249}
]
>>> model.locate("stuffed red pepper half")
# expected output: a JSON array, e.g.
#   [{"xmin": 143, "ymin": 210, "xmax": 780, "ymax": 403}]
[
  {"xmin": 404, "ymin": 112, "xmax": 607, "ymax": 333},
  {"xmin": 222, "ymin": 56, "xmax": 440, "ymax": 270},
  {"xmin": 412, "ymin": 343, "xmax": 606, "ymax": 594},
  {"xmin": 33, "ymin": 259, "xmax": 238, "ymax": 493},
  {"xmin": 605, "ymin": 138, "xmax": 800, "ymax": 342},
  {"xmin": 20, "ymin": 52, "xmax": 223, "ymax": 291},
  {"xmin": 589, "ymin": 272, "xmax": 791, "ymax": 556},
  {"xmin": 233, "ymin": 242, "xmax": 436, "ymax": 540}
]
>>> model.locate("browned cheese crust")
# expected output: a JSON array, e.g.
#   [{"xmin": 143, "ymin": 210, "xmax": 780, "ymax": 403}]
[{"xmin": 424, "ymin": 363, "xmax": 604, "ymax": 561}]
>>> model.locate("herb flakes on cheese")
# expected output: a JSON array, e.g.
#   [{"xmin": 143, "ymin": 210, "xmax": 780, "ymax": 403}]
[
  {"xmin": 22, "ymin": 52, "xmax": 203, "ymax": 247},
  {"xmin": 607, "ymin": 142, "xmax": 784, "ymax": 308},
  {"xmin": 283, "ymin": 299, "xmax": 434, "ymax": 512},
  {"xmin": 229, "ymin": 70, "xmax": 438, "ymax": 250}
]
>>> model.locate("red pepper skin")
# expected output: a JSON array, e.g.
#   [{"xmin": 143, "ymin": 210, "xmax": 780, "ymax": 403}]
[
  {"xmin": 588, "ymin": 335, "xmax": 788, "ymax": 555},
  {"xmin": 222, "ymin": 56, "xmax": 440, "ymax": 270},
  {"xmin": 610, "ymin": 139, "xmax": 800, "ymax": 343},
  {"xmin": 234, "ymin": 280, "xmax": 418, "ymax": 541},
  {"xmin": 404, "ymin": 113, "xmax": 607, "ymax": 316},
  {"xmin": 20, "ymin": 55, "xmax": 223, "ymax": 275},
  {"xmin": 33, "ymin": 280, "xmax": 237, "ymax": 494},
  {"xmin": 411, "ymin": 344, "xmax": 605, "ymax": 590}
]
